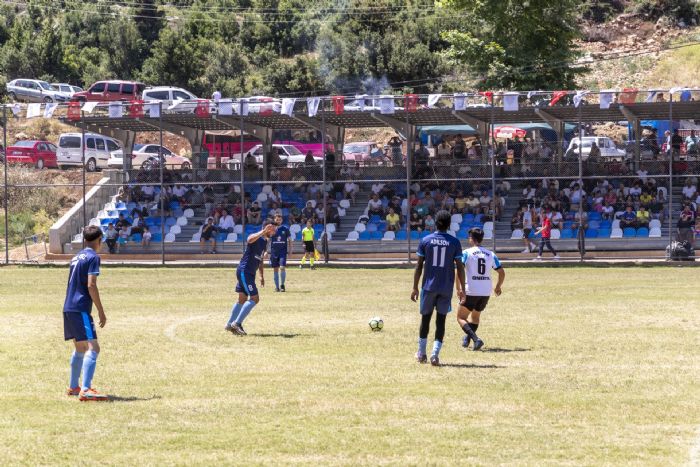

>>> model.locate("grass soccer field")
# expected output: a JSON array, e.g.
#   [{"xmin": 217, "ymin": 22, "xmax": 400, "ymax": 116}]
[{"xmin": 1, "ymin": 265, "xmax": 699, "ymax": 465}]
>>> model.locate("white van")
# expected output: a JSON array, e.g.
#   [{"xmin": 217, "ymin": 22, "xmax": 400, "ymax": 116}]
[
  {"xmin": 56, "ymin": 133, "xmax": 122, "ymax": 172},
  {"xmin": 142, "ymin": 86, "xmax": 200, "ymax": 113}
]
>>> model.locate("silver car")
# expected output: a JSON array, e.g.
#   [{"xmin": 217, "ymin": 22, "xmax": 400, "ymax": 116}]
[{"xmin": 7, "ymin": 79, "xmax": 70, "ymax": 103}]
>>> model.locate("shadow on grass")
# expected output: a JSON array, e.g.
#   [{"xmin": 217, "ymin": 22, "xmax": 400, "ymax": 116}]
[
  {"xmin": 251, "ymin": 333, "xmax": 313, "ymax": 339},
  {"xmin": 440, "ymin": 363, "xmax": 503, "ymax": 369},
  {"xmin": 482, "ymin": 347, "xmax": 531, "ymax": 353},
  {"xmin": 108, "ymin": 395, "xmax": 162, "ymax": 402}
]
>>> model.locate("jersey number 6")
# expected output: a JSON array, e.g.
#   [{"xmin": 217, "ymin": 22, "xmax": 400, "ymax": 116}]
[{"xmin": 477, "ymin": 258, "xmax": 486, "ymax": 275}]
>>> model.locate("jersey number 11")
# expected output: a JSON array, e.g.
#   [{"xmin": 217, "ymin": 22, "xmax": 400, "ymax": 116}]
[{"xmin": 432, "ymin": 246, "xmax": 446, "ymax": 268}]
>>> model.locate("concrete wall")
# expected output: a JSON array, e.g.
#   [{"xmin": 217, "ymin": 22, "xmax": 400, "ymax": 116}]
[{"xmin": 49, "ymin": 172, "xmax": 120, "ymax": 254}]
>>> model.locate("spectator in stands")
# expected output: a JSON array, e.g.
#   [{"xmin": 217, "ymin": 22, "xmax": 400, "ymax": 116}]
[
  {"xmin": 339, "ymin": 163, "xmax": 351, "ymax": 179},
  {"xmin": 682, "ymin": 179, "xmax": 697, "ymax": 201},
  {"xmin": 620, "ymin": 206, "xmax": 637, "ymax": 230},
  {"xmin": 289, "ymin": 205, "xmax": 302, "ymax": 225},
  {"xmin": 388, "ymin": 195, "xmax": 402, "ymax": 216},
  {"xmin": 105, "ymin": 223, "xmax": 118, "ymax": 254},
  {"xmin": 565, "ymin": 143, "xmax": 579, "ymax": 160},
  {"xmin": 478, "ymin": 191, "xmax": 491, "ymax": 215},
  {"xmin": 244, "ymin": 152, "xmax": 258, "ymax": 170},
  {"xmin": 572, "ymin": 210, "xmax": 588, "ymax": 233},
  {"xmin": 569, "ymin": 183, "xmax": 586, "ymax": 210},
  {"xmin": 218, "ymin": 209, "xmax": 235, "ymax": 233},
  {"xmin": 344, "ymin": 180, "xmax": 358, "ymax": 202},
  {"xmin": 648, "ymin": 195, "xmax": 664, "ymax": 220},
  {"xmin": 142, "ymin": 226, "xmax": 152, "ymax": 248},
  {"xmin": 677, "ymin": 204, "xmax": 695, "ymax": 245},
  {"xmin": 550, "ymin": 209, "xmax": 564, "ymax": 231},
  {"xmin": 115, "ymin": 213, "xmax": 131, "ymax": 233},
  {"xmin": 437, "ymin": 140, "xmax": 451, "ymax": 160},
  {"xmin": 141, "ymin": 185, "xmax": 155, "ymax": 202},
  {"xmin": 247, "ymin": 201, "xmax": 262, "ymax": 225},
  {"xmin": 386, "ymin": 208, "xmax": 401, "ymax": 232},
  {"xmin": 315, "ymin": 203, "xmax": 325, "ymax": 223},
  {"xmin": 588, "ymin": 141, "xmax": 601, "ymax": 162},
  {"xmin": 200, "ymin": 217, "xmax": 217, "ymax": 254},
  {"xmin": 454, "ymin": 191, "xmax": 467, "ymax": 213},
  {"xmin": 388, "ymin": 136, "xmax": 403, "ymax": 165},
  {"xmin": 409, "ymin": 212, "xmax": 424, "ymax": 232},
  {"xmin": 268, "ymin": 203, "xmax": 282, "ymax": 220},
  {"xmin": 671, "ymin": 129, "xmax": 683, "ymax": 157},
  {"xmin": 452, "ymin": 134, "xmax": 466, "ymax": 160},
  {"xmin": 116, "ymin": 185, "xmax": 128, "ymax": 203},
  {"xmin": 326, "ymin": 201, "xmax": 341, "ymax": 226},
  {"xmin": 301, "ymin": 201, "xmax": 316, "ymax": 224},
  {"xmin": 601, "ymin": 201, "xmax": 615, "ymax": 220},
  {"xmin": 636, "ymin": 205, "xmax": 650, "ymax": 229},
  {"xmin": 117, "ymin": 226, "xmax": 129, "ymax": 253},
  {"xmin": 421, "ymin": 191, "xmax": 436, "ymax": 214},
  {"xmin": 304, "ymin": 150, "xmax": 316, "ymax": 167},
  {"xmin": 211, "ymin": 202, "xmax": 226, "ymax": 224},
  {"xmin": 371, "ymin": 182, "xmax": 384, "ymax": 197},
  {"xmin": 424, "ymin": 214, "xmax": 436, "ymax": 233},
  {"xmin": 367, "ymin": 194, "xmax": 384, "ymax": 217},
  {"xmin": 686, "ymin": 130, "xmax": 699, "ymax": 155},
  {"xmin": 232, "ymin": 203, "xmax": 243, "ymax": 225},
  {"xmin": 629, "ymin": 182, "xmax": 642, "ymax": 198}
]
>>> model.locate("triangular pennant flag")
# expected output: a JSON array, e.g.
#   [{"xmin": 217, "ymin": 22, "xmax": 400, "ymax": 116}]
[
  {"xmin": 26, "ymin": 103, "xmax": 42, "ymax": 119},
  {"xmin": 355, "ymin": 95, "xmax": 365, "ymax": 111},
  {"xmin": 599, "ymin": 90, "xmax": 614, "ymax": 109},
  {"xmin": 11, "ymin": 103, "xmax": 21, "ymax": 117},
  {"xmin": 645, "ymin": 91, "xmax": 658, "ymax": 103},
  {"xmin": 82, "ymin": 101, "xmax": 98, "ymax": 113},
  {"xmin": 427, "ymin": 94, "xmax": 442, "ymax": 108},
  {"xmin": 168, "ymin": 98, "xmax": 183, "ymax": 111},
  {"xmin": 43, "ymin": 103, "xmax": 58, "ymax": 118},
  {"xmin": 480, "ymin": 91, "xmax": 494, "ymax": 104},
  {"xmin": 218, "ymin": 99, "xmax": 233, "ymax": 116},
  {"xmin": 108, "ymin": 102, "xmax": 123, "ymax": 118},
  {"xmin": 453, "ymin": 93, "xmax": 466, "ymax": 111},
  {"xmin": 503, "ymin": 92, "xmax": 519, "ymax": 111},
  {"xmin": 147, "ymin": 102, "xmax": 161, "ymax": 118},
  {"xmin": 307, "ymin": 97, "xmax": 320, "ymax": 117},
  {"xmin": 527, "ymin": 91, "xmax": 538, "ymax": 99},
  {"xmin": 573, "ymin": 90, "xmax": 590, "ymax": 108},
  {"xmin": 549, "ymin": 91, "xmax": 567, "ymax": 106},
  {"xmin": 379, "ymin": 95, "xmax": 395, "ymax": 114},
  {"xmin": 681, "ymin": 89, "xmax": 692, "ymax": 102},
  {"xmin": 281, "ymin": 98, "xmax": 296, "ymax": 116}
]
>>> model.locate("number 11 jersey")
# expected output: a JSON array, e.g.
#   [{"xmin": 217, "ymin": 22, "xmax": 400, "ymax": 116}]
[
  {"xmin": 462, "ymin": 246, "xmax": 502, "ymax": 296},
  {"xmin": 416, "ymin": 231, "xmax": 463, "ymax": 295}
]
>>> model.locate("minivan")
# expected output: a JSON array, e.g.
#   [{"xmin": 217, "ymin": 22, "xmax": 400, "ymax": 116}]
[
  {"xmin": 56, "ymin": 133, "xmax": 122, "ymax": 172},
  {"xmin": 71, "ymin": 80, "xmax": 146, "ymax": 102}
]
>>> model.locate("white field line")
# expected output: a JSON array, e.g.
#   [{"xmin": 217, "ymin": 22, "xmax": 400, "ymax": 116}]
[
  {"xmin": 163, "ymin": 314, "xmax": 238, "ymax": 352},
  {"xmin": 689, "ymin": 425, "xmax": 700, "ymax": 466}
]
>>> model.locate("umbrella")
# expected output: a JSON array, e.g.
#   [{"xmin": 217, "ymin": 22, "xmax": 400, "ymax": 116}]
[{"xmin": 492, "ymin": 126, "xmax": 527, "ymax": 139}]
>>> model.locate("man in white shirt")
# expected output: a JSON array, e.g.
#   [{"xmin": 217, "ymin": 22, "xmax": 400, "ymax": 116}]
[
  {"xmin": 371, "ymin": 182, "xmax": 385, "ymax": 195},
  {"xmin": 211, "ymin": 90, "xmax": 221, "ymax": 102},
  {"xmin": 367, "ymin": 194, "xmax": 384, "ymax": 217},
  {"xmin": 173, "ymin": 185, "xmax": 187, "ymax": 198},
  {"xmin": 218, "ymin": 210, "xmax": 235, "ymax": 233},
  {"xmin": 344, "ymin": 182, "xmax": 358, "ymax": 202},
  {"xmin": 682, "ymin": 180, "xmax": 697, "ymax": 200}
]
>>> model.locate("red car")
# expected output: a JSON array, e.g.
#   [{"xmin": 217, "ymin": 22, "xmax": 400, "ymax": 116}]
[
  {"xmin": 6, "ymin": 140, "xmax": 58, "ymax": 169},
  {"xmin": 71, "ymin": 80, "xmax": 145, "ymax": 102}
]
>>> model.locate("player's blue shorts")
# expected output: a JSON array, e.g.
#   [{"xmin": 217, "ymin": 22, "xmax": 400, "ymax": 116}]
[
  {"xmin": 419, "ymin": 290, "xmax": 453, "ymax": 316},
  {"xmin": 269, "ymin": 253, "xmax": 287, "ymax": 268},
  {"xmin": 63, "ymin": 311, "xmax": 97, "ymax": 341},
  {"xmin": 235, "ymin": 270, "xmax": 258, "ymax": 297}
]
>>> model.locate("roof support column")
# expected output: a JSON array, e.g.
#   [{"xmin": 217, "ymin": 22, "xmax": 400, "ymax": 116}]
[
  {"xmin": 451, "ymin": 111, "xmax": 489, "ymax": 162},
  {"xmin": 535, "ymin": 108, "xmax": 565, "ymax": 174},
  {"xmin": 620, "ymin": 106, "xmax": 641, "ymax": 171}
]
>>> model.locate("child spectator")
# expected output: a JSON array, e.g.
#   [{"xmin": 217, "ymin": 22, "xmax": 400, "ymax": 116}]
[
  {"xmin": 620, "ymin": 206, "xmax": 637, "ymax": 230},
  {"xmin": 105, "ymin": 223, "xmax": 117, "ymax": 254},
  {"xmin": 410, "ymin": 212, "xmax": 424, "ymax": 232},
  {"xmin": 142, "ymin": 226, "xmax": 152, "ymax": 248},
  {"xmin": 117, "ymin": 226, "xmax": 129, "ymax": 253},
  {"xmin": 386, "ymin": 208, "xmax": 401, "ymax": 232},
  {"xmin": 247, "ymin": 201, "xmax": 262, "ymax": 225},
  {"xmin": 424, "ymin": 214, "xmax": 436, "ymax": 233},
  {"xmin": 200, "ymin": 217, "xmax": 217, "ymax": 254}
]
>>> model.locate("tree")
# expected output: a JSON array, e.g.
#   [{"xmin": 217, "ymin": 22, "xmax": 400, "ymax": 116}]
[{"xmin": 440, "ymin": 0, "xmax": 585, "ymax": 90}]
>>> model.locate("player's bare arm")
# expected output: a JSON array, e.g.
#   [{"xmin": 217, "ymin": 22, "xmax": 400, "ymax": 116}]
[
  {"xmin": 248, "ymin": 224, "xmax": 276, "ymax": 244},
  {"xmin": 87, "ymin": 274, "xmax": 106, "ymax": 328},
  {"xmin": 454, "ymin": 258, "xmax": 466, "ymax": 301},
  {"xmin": 411, "ymin": 256, "xmax": 424, "ymax": 302},
  {"xmin": 494, "ymin": 268, "xmax": 505, "ymax": 296}
]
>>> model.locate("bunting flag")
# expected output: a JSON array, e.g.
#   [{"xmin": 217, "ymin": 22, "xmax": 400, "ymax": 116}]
[
  {"xmin": 354, "ymin": 95, "xmax": 365, "ymax": 111},
  {"xmin": 108, "ymin": 102, "xmax": 123, "ymax": 118},
  {"xmin": 332, "ymin": 96, "xmax": 344, "ymax": 115},
  {"xmin": 681, "ymin": 89, "xmax": 692, "ymax": 102},
  {"xmin": 453, "ymin": 93, "xmax": 466, "ymax": 111},
  {"xmin": 218, "ymin": 99, "xmax": 233, "ymax": 116},
  {"xmin": 307, "ymin": 97, "xmax": 320, "ymax": 117},
  {"xmin": 147, "ymin": 101, "xmax": 161, "ymax": 118},
  {"xmin": 480, "ymin": 91, "xmax": 494, "ymax": 104},
  {"xmin": 281, "ymin": 98, "xmax": 296, "ymax": 116},
  {"xmin": 67, "ymin": 102, "xmax": 81, "ymax": 121},
  {"xmin": 645, "ymin": 91, "xmax": 658, "ymax": 103},
  {"xmin": 427, "ymin": 94, "xmax": 442, "ymax": 108},
  {"xmin": 81, "ymin": 101, "xmax": 98, "ymax": 113},
  {"xmin": 599, "ymin": 90, "xmax": 614, "ymax": 109},
  {"xmin": 195, "ymin": 100, "xmax": 209, "ymax": 117},
  {"xmin": 619, "ymin": 88, "xmax": 638, "ymax": 104},
  {"xmin": 549, "ymin": 91, "xmax": 567, "ymax": 106},
  {"xmin": 527, "ymin": 91, "xmax": 539, "ymax": 100},
  {"xmin": 573, "ymin": 90, "xmax": 590, "ymax": 108},
  {"xmin": 11, "ymin": 103, "xmax": 21, "ymax": 117},
  {"xmin": 379, "ymin": 95, "xmax": 395, "ymax": 114},
  {"xmin": 404, "ymin": 94, "xmax": 418, "ymax": 112},
  {"xmin": 128, "ymin": 100, "xmax": 144, "ymax": 118},
  {"xmin": 43, "ymin": 103, "xmax": 58, "ymax": 118},
  {"xmin": 503, "ymin": 92, "xmax": 519, "ymax": 112},
  {"xmin": 168, "ymin": 99, "xmax": 183, "ymax": 110},
  {"xmin": 26, "ymin": 103, "xmax": 42, "ymax": 119}
]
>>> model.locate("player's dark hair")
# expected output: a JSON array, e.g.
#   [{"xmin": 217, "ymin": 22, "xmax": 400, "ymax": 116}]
[
  {"xmin": 469, "ymin": 227, "xmax": 485, "ymax": 244},
  {"xmin": 263, "ymin": 219, "xmax": 273, "ymax": 228},
  {"xmin": 83, "ymin": 225, "xmax": 103, "ymax": 242},
  {"xmin": 435, "ymin": 210, "xmax": 451, "ymax": 232}
]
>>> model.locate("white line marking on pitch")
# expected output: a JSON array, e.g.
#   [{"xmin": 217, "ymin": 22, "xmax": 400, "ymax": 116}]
[
  {"xmin": 163, "ymin": 314, "xmax": 239, "ymax": 352},
  {"xmin": 689, "ymin": 425, "xmax": 700, "ymax": 466}
]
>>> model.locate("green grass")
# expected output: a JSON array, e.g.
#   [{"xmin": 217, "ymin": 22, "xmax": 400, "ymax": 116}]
[{"xmin": 0, "ymin": 266, "xmax": 699, "ymax": 465}]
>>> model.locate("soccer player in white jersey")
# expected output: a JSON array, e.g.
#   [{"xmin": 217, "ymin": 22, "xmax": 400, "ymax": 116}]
[{"xmin": 457, "ymin": 227, "xmax": 505, "ymax": 351}]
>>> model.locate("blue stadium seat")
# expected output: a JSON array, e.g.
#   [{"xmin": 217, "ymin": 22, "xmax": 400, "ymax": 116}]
[
  {"xmin": 395, "ymin": 231, "xmax": 407, "ymax": 240},
  {"xmin": 457, "ymin": 229, "xmax": 469, "ymax": 239},
  {"xmin": 588, "ymin": 211, "xmax": 602, "ymax": 221},
  {"xmin": 636, "ymin": 227, "xmax": 649, "ymax": 237},
  {"xmin": 560, "ymin": 229, "xmax": 574, "ymax": 239},
  {"xmin": 132, "ymin": 233, "xmax": 142, "ymax": 242},
  {"xmin": 165, "ymin": 217, "xmax": 177, "ymax": 227},
  {"xmin": 217, "ymin": 233, "xmax": 227, "ymax": 242},
  {"xmin": 588, "ymin": 220, "xmax": 601, "ymax": 230},
  {"xmin": 585, "ymin": 228, "xmax": 598, "ymax": 238},
  {"xmin": 358, "ymin": 231, "xmax": 371, "ymax": 241},
  {"xmin": 410, "ymin": 231, "xmax": 420, "ymax": 240},
  {"xmin": 597, "ymin": 228, "xmax": 611, "ymax": 238},
  {"xmin": 126, "ymin": 202, "xmax": 137, "ymax": 211},
  {"xmin": 474, "ymin": 214, "xmax": 484, "ymax": 223},
  {"xmin": 151, "ymin": 233, "xmax": 162, "ymax": 242},
  {"xmin": 366, "ymin": 223, "xmax": 378, "ymax": 233},
  {"xmin": 169, "ymin": 201, "xmax": 180, "ymax": 210},
  {"xmin": 370, "ymin": 231, "xmax": 383, "ymax": 240},
  {"xmin": 563, "ymin": 221, "xmax": 574, "ymax": 230},
  {"xmin": 100, "ymin": 218, "xmax": 112, "ymax": 226},
  {"xmin": 420, "ymin": 231, "xmax": 430, "ymax": 239},
  {"xmin": 369, "ymin": 215, "xmax": 381, "ymax": 223},
  {"xmin": 623, "ymin": 227, "xmax": 636, "ymax": 237},
  {"xmin": 313, "ymin": 223, "xmax": 324, "ymax": 232},
  {"xmin": 600, "ymin": 220, "xmax": 612, "ymax": 229},
  {"xmin": 463, "ymin": 214, "xmax": 475, "ymax": 223},
  {"xmin": 115, "ymin": 202, "xmax": 126, "ymax": 210}
]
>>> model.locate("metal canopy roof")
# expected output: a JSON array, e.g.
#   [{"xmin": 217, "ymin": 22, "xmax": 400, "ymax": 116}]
[{"xmin": 64, "ymin": 101, "xmax": 700, "ymax": 135}]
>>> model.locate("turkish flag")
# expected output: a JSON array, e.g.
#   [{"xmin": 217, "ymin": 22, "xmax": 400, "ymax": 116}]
[
  {"xmin": 332, "ymin": 96, "xmax": 344, "ymax": 115},
  {"xmin": 549, "ymin": 91, "xmax": 568, "ymax": 106}
]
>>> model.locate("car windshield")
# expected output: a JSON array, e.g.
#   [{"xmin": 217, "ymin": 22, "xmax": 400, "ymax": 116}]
[
  {"xmin": 344, "ymin": 144, "xmax": 367, "ymax": 153},
  {"xmin": 13, "ymin": 141, "xmax": 36, "ymax": 148},
  {"xmin": 134, "ymin": 144, "xmax": 145, "ymax": 151},
  {"xmin": 59, "ymin": 136, "xmax": 81, "ymax": 148},
  {"xmin": 38, "ymin": 81, "xmax": 52, "ymax": 90},
  {"xmin": 284, "ymin": 146, "xmax": 303, "ymax": 156}
]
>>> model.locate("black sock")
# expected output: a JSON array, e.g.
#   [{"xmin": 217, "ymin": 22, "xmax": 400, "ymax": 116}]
[
  {"xmin": 462, "ymin": 323, "xmax": 478, "ymax": 341},
  {"xmin": 469, "ymin": 323, "xmax": 479, "ymax": 332},
  {"xmin": 419, "ymin": 312, "xmax": 432, "ymax": 339}
]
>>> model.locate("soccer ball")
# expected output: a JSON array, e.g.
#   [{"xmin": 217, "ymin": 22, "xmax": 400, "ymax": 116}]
[{"xmin": 368, "ymin": 317, "xmax": 384, "ymax": 332}]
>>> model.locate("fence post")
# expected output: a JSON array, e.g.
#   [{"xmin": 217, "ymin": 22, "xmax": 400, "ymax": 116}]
[
  {"xmin": 321, "ymin": 105, "xmax": 328, "ymax": 264},
  {"xmin": 405, "ymin": 109, "xmax": 412, "ymax": 264},
  {"xmin": 667, "ymin": 94, "xmax": 674, "ymax": 258},
  {"xmin": 3, "ymin": 105, "xmax": 8, "ymax": 264},
  {"xmin": 490, "ymin": 100, "xmax": 497, "ymax": 252},
  {"xmin": 159, "ymin": 102, "xmax": 165, "ymax": 265},
  {"xmin": 240, "ymin": 108, "xmax": 246, "ymax": 241},
  {"xmin": 81, "ymin": 111, "xmax": 86, "ymax": 248}
]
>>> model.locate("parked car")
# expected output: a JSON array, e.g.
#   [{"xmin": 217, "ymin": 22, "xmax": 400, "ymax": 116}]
[
  {"xmin": 6, "ymin": 79, "xmax": 70, "ymax": 103},
  {"xmin": 5, "ymin": 140, "xmax": 58, "ymax": 169},
  {"xmin": 51, "ymin": 83, "xmax": 83, "ymax": 97},
  {"xmin": 57, "ymin": 132, "xmax": 122, "ymax": 171},
  {"xmin": 142, "ymin": 86, "xmax": 203, "ymax": 113},
  {"xmin": 228, "ymin": 144, "xmax": 322, "ymax": 169},
  {"xmin": 71, "ymin": 80, "xmax": 146, "ymax": 102},
  {"xmin": 343, "ymin": 142, "xmax": 383, "ymax": 163},
  {"xmin": 108, "ymin": 144, "xmax": 190, "ymax": 169},
  {"xmin": 566, "ymin": 136, "xmax": 628, "ymax": 161}
]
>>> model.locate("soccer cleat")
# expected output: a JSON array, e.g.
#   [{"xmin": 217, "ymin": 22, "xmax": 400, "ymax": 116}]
[
  {"xmin": 311, "ymin": 265, "xmax": 316, "ymax": 270},
  {"xmin": 275, "ymin": 288, "xmax": 280, "ymax": 292},
  {"xmin": 298, "ymin": 264, "xmax": 303, "ymax": 269},
  {"xmin": 430, "ymin": 355, "xmax": 440, "ymax": 366},
  {"xmin": 66, "ymin": 386, "xmax": 81, "ymax": 396},
  {"xmin": 533, "ymin": 256, "xmax": 542, "ymax": 261},
  {"xmin": 224, "ymin": 324, "xmax": 237, "ymax": 335},
  {"xmin": 415, "ymin": 352, "xmax": 427, "ymax": 364},
  {"xmin": 280, "ymin": 285, "xmax": 286, "ymax": 292},
  {"xmin": 462, "ymin": 335, "xmax": 471, "ymax": 348},
  {"xmin": 472, "ymin": 339, "xmax": 485, "ymax": 351},
  {"xmin": 554, "ymin": 255, "xmax": 561, "ymax": 261},
  {"xmin": 530, "ymin": 242, "xmax": 537, "ymax": 251},
  {"xmin": 79, "ymin": 388, "xmax": 109, "ymax": 402},
  {"xmin": 233, "ymin": 323, "xmax": 247, "ymax": 336},
  {"xmin": 521, "ymin": 248, "xmax": 530, "ymax": 254}
]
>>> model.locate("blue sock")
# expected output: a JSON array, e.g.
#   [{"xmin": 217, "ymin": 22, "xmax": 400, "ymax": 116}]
[
  {"xmin": 418, "ymin": 338, "xmax": 427, "ymax": 355},
  {"xmin": 81, "ymin": 350, "xmax": 98, "ymax": 391},
  {"xmin": 280, "ymin": 270, "xmax": 286, "ymax": 286},
  {"xmin": 432, "ymin": 340, "xmax": 443, "ymax": 357},
  {"xmin": 235, "ymin": 300, "xmax": 257, "ymax": 325},
  {"xmin": 69, "ymin": 351, "xmax": 84, "ymax": 388},
  {"xmin": 274, "ymin": 271, "xmax": 280, "ymax": 289},
  {"xmin": 227, "ymin": 302, "xmax": 243, "ymax": 326}
]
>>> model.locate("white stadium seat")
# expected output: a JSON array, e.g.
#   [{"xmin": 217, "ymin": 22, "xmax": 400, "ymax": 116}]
[
  {"xmin": 451, "ymin": 213, "xmax": 463, "ymax": 224},
  {"xmin": 176, "ymin": 216, "xmax": 188, "ymax": 226},
  {"xmin": 346, "ymin": 231, "xmax": 359, "ymax": 241},
  {"xmin": 224, "ymin": 233, "xmax": 238, "ymax": 242},
  {"xmin": 326, "ymin": 224, "xmax": 336, "ymax": 234},
  {"xmin": 339, "ymin": 199, "xmax": 350, "ymax": 209},
  {"xmin": 382, "ymin": 231, "xmax": 395, "ymax": 241},
  {"xmin": 183, "ymin": 208, "xmax": 194, "ymax": 218},
  {"xmin": 164, "ymin": 233, "xmax": 176, "ymax": 242},
  {"xmin": 234, "ymin": 225, "xmax": 243, "ymax": 234},
  {"xmin": 649, "ymin": 219, "xmax": 661, "ymax": 229},
  {"xmin": 649, "ymin": 227, "xmax": 662, "ymax": 238},
  {"xmin": 448, "ymin": 230, "xmax": 456, "ymax": 237},
  {"xmin": 262, "ymin": 185, "xmax": 273, "ymax": 194},
  {"xmin": 189, "ymin": 232, "xmax": 201, "ymax": 242},
  {"xmin": 483, "ymin": 230, "xmax": 493, "ymax": 240},
  {"xmin": 354, "ymin": 222, "xmax": 366, "ymax": 233},
  {"xmin": 338, "ymin": 208, "xmax": 346, "ymax": 217},
  {"xmin": 610, "ymin": 228, "xmax": 623, "ymax": 238},
  {"xmin": 256, "ymin": 193, "xmax": 268, "ymax": 203},
  {"xmin": 550, "ymin": 228, "xmax": 561, "ymax": 240},
  {"xmin": 611, "ymin": 219, "xmax": 621, "ymax": 230},
  {"xmin": 289, "ymin": 224, "xmax": 302, "ymax": 234},
  {"xmin": 510, "ymin": 229, "xmax": 523, "ymax": 240},
  {"xmin": 308, "ymin": 199, "xmax": 317, "ymax": 208},
  {"xmin": 169, "ymin": 225, "xmax": 182, "ymax": 235},
  {"xmin": 450, "ymin": 222, "xmax": 460, "ymax": 232},
  {"xmin": 483, "ymin": 221, "xmax": 494, "ymax": 232}
]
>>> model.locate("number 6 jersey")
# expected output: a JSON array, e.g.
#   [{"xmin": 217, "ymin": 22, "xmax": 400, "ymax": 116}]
[{"xmin": 461, "ymin": 246, "xmax": 502, "ymax": 296}]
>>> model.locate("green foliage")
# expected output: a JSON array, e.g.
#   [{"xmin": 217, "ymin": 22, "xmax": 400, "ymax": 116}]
[{"xmin": 630, "ymin": 0, "xmax": 700, "ymax": 22}]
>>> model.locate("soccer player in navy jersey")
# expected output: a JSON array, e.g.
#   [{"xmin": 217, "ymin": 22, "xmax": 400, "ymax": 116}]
[
  {"xmin": 411, "ymin": 210, "xmax": 466, "ymax": 366},
  {"xmin": 226, "ymin": 220, "xmax": 277, "ymax": 335},
  {"xmin": 63, "ymin": 225, "xmax": 108, "ymax": 401},
  {"xmin": 270, "ymin": 214, "xmax": 292, "ymax": 292}
]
